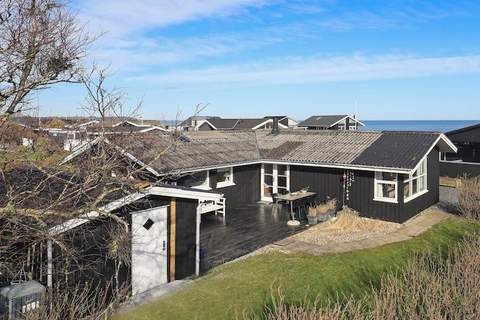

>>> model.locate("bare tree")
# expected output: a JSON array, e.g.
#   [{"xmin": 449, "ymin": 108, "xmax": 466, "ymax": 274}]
[
  {"xmin": 0, "ymin": 0, "xmax": 92, "ymax": 119},
  {"xmin": 81, "ymin": 64, "xmax": 142, "ymax": 122}
]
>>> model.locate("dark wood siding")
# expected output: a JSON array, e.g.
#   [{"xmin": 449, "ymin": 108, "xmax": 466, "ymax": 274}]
[
  {"xmin": 440, "ymin": 161, "xmax": 480, "ymax": 178},
  {"xmin": 212, "ymin": 164, "xmax": 261, "ymax": 209},
  {"xmin": 174, "ymin": 198, "xmax": 197, "ymax": 280},
  {"xmin": 348, "ymin": 170, "xmax": 402, "ymax": 222},
  {"xmin": 289, "ymin": 148, "xmax": 440, "ymax": 223},
  {"xmin": 290, "ymin": 166, "xmax": 343, "ymax": 204}
]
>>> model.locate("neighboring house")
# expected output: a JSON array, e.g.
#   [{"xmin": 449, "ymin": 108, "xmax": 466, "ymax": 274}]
[
  {"xmin": 264, "ymin": 116, "xmax": 298, "ymax": 128},
  {"xmin": 180, "ymin": 116, "xmax": 293, "ymax": 131},
  {"xmin": 196, "ymin": 117, "xmax": 289, "ymax": 131},
  {"xmin": 179, "ymin": 116, "xmax": 218, "ymax": 131},
  {"xmin": 30, "ymin": 122, "xmax": 167, "ymax": 152},
  {"xmin": 440, "ymin": 123, "xmax": 480, "ymax": 178},
  {"xmin": 298, "ymin": 115, "xmax": 364, "ymax": 130}
]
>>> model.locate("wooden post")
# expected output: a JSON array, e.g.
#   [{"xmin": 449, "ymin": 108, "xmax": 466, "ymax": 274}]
[
  {"xmin": 47, "ymin": 240, "xmax": 53, "ymax": 288},
  {"xmin": 169, "ymin": 198, "xmax": 176, "ymax": 281}
]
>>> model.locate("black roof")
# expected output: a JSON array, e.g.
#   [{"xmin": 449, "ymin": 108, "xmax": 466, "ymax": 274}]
[
  {"xmin": 351, "ymin": 131, "xmax": 439, "ymax": 170},
  {"xmin": 446, "ymin": 122, "xmax": 480, "ymax": 135},
  {"xmin": 445, "ymin": 123, "xmax": 480, "ymax": 144},
  {"xmin": 298, "ymin": 115, "xmax": 361, "ymax": 128}
]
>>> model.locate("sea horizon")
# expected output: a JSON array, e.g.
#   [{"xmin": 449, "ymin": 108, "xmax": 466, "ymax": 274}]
[{"xmin": 361, "ymin": 120, "xmax": 479, "ymax": 133}]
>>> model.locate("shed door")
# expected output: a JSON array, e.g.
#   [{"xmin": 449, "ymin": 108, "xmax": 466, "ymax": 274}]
[{"xmin": 131, "ymin": 206, "xmax": 168, "ymax": 295}]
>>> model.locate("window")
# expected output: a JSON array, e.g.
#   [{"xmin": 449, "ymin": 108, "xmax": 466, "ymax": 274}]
[
  {"xmin": 143, "ymin": 218, "xmax": 154, "ymax": 230},
  {"xmin": 404, "ymin": 158, "xmax": 428, "ymax": 202},
  {"xmin": 374, "ymin": 172, "xmax": 398, "ymax": 203},
  {"xmin": 183, "ymin": 171, "xmax": 210, "ymax": 190},
  {"xmin": 216, "ymin": 167, "xmax": 234, "ymax": 188}
]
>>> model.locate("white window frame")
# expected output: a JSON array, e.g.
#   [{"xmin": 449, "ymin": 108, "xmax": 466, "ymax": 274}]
[
  {"xmin": 216, "ymin": 167, "xmax": 235, "ymax": 188},
  {"xmin": 404, "ymin": 158, "xmax": 428, "ymax": 202},
  {"xmin": 374, "ymin": 171, "xmax": 398, "ymax": 203},
  {"xmin": 260, "ymin": 163, "xmax": 290, "ymax": 202}
]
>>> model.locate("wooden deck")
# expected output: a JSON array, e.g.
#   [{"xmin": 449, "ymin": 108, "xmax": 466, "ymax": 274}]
[{"xmin": 200, "ymin": 203, "xmax": 307, "ymax": 272}]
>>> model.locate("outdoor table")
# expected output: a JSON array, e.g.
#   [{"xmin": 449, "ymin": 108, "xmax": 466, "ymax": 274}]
[{"xmin": 276, "ymin": 191, "xmax": 316, "ymax": 223}]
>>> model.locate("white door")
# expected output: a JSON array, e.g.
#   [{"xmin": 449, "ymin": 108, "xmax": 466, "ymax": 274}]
[
  {"xmin": 261, "ymin": 164, "xmax": 290, "ymax": 201},
  {"xmin": 131, "ymin": 206, "xmax": 168, "ymax": 295}
]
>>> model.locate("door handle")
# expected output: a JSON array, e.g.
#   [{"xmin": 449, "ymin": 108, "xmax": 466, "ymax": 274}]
[{"xmin": 162, "ymin": 240, "xmax": 166, "ymax": 251}]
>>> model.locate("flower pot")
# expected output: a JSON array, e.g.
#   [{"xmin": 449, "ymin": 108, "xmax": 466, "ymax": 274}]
[
  {"xmin": 307, "ymin": 215, "xmax": 318, "ymax": 225},
  {"xmin": 317, "ymin": 214, "xmax": 330, "ymax": 222}
]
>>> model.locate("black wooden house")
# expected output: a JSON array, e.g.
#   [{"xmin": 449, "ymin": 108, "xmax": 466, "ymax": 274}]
[{"xmin": 440, "ymin": 123, "xmax": 480, "ymax": 178}]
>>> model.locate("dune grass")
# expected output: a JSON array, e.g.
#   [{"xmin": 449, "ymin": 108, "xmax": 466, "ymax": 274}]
[{"xmin": 116, "ymin": 219, "xmax": 480, "ymax": 320}]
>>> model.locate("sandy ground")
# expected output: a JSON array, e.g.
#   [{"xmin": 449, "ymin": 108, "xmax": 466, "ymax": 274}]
[{"xmin": 252, "ymin": 208, "xmax": 402, "ymax": 256}]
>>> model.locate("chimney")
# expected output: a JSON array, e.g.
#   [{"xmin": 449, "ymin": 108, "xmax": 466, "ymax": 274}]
[{"xmin": 271, "ymin": 117, "xmax": 279, "ymax": 134}]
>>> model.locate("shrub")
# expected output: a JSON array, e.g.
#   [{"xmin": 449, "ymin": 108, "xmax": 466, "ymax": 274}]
[{"xmin": 457, "ymin": 177, "xmax": 480, "ymax": 221}]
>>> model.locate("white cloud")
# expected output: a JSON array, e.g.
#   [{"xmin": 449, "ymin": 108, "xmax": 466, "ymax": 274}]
[
  {"xmin": 79, "ymin": 0, "xmax": 267, "ymax": 38},
  {"xmin": 130, "ymin": 54, "xmax": 480, "ymax": 87}
]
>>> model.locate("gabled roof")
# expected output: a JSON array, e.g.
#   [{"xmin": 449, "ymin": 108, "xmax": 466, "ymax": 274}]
[
  {"xmin": 60, "ymin": 129, "xmax": 456, "ymax": 175},
  {"xmin": 446, "ymin": 122, "xmax": 480, "ymax": 136},
  {"xmin": 206, "ymin": 117, "xmax": 288, "ymax": 130},
  {"xmin": 179, "ymin": 116, "xmax": 218, "ymax": 127},
  {"xmin": 445, "ymin": 122, "xmax": 480, "ymax": 144},
  {"xmin": 207, "ymin": 118, "xmax": 240, "ymax": 129},
  {"xmin": 298, "ymin": 115, "xmax": 364, "ymax": 128}
]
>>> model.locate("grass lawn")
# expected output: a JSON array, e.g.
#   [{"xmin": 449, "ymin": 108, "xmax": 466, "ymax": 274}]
[{"xmin": 116, "ymin": 219, "xmax": 480, "ymax": 320}]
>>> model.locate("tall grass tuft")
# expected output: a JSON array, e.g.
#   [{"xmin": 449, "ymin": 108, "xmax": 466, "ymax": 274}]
[{"xmin": 457, "ymin": 176, "xmax": 480, "ymax": 221}]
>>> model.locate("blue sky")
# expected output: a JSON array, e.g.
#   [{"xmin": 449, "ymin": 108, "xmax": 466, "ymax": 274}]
[{"xmin": 39, "ymin": 0, "xmax": 480, "ymax": 120}]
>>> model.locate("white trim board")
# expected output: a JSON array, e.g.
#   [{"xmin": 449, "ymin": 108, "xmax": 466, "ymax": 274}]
[
  {"xmin": 251, "ymin": 119, "xmax": 288, "ymax": 130},
  {"xmin": 440, "ymin": 160, "xmax": 480, "ymax": 166},
  {"xmin": 330, "ymin": 115, "xmax": 365, "ymax": 128},
  {"xmin": 49, "ymin": 186, "xmax": 223, "ymax": 235}
]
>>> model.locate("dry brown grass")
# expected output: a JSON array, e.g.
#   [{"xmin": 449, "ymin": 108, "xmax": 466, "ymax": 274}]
[
  {"xmin": 253, "ymin": 234, "xmax": 480, "ymax": 320},
  {"xmin": 457, "ymin": 177, "xmax": 480, "ymax": 220},
  {"xmin": 323, "ymin": 208, "xmax": 399, "ymax": 232}
]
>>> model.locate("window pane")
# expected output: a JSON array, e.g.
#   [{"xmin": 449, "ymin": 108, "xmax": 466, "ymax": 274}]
[
  {"xmin": 378, "ymin": 183, "xmax": 396, "ymax": 199},
  {"xmin": 278, "ymin": 176, "xmax": 287, "ymax": 188},
  {"xmin": 404, "ymin": 181, "xmax": 410, "ymax": 198},
  {"xmin": 264, "ymin": 175, "xmax": 273, "ymax": 186},
  {"xmin": 217, "ymin": 168, "xmax": 231, "ymax": 184},
  {"xmin": 378, "ymin": 172, "xmax": 397, "ymax": 181},
  {"xmin": 412, "ymin": 178, "xmax": 418, "ymax": 194},
  {"xmin": 419, "ymin": 176, "xmax": 426, "ymax": 191},
  {"xmin": 184, "ymin": 171, "xmax": 207, "ymax": 187},
  {"xmin": 264, "ymin": 164, "xmax": 273, "ymax": 174},
  {"xmin": 277, "ymin": 187, "xmax": 288, "ymax": 195},
  {"xmin": 277, "ymin": 165, "xmax": 287, "ymax": 176}
]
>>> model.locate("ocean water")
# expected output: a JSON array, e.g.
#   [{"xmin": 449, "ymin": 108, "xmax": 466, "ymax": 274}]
[{"xmin": 361, "ymin": 120, "xmax": 479, "ymax": 133}]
